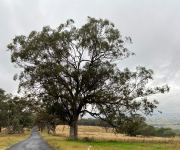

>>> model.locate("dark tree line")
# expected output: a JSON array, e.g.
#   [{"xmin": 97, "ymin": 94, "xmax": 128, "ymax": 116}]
[
  {"xmin": 8, "ymin": 17, "xmax": 169, "ymax": 139},
  {"xmin": 78, "ymin": 117, "xmax": 175, "ymax": 137}
]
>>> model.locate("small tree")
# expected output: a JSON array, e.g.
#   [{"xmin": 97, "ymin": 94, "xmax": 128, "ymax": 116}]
[
  {"xmin": 6, "ymin": 96, "xmax": 34, "ymax": 134},
  {"xmin": 34, "ymin": 110, "xmax": 61, "ymax": 134},
  {"xmin": 8, "ymin": 17, "xmax": 169, "ymax": 139},
  {"xmin": 114, "ymin": 114, "xmax": 145, "ymax": 136}
]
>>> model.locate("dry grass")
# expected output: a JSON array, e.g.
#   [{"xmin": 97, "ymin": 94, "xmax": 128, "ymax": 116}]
[
  {"xmin": 43, "ymin": 133, "xmax": 180, "ymax": 150},
  {"xmin": 43, "ymin": 125, "xmax": 180, "ymax": 149},
  {"xmin": 55, "ymin": 125, "xmax": 180, "ymax": 143},
  {"xmin": 0, "ymin": 133, "xmax": 29, "ymax": 150}
]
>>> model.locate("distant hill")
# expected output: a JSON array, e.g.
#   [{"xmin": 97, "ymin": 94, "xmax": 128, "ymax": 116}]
[{"xmin": 146, "ymin": 113, "xmax": 180, "ymax": 129}]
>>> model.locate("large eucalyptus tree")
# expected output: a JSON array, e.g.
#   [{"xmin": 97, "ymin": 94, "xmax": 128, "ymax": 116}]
[{"xmin": 8, "ymin": 17, "xmax": 169, "ymax": 139}]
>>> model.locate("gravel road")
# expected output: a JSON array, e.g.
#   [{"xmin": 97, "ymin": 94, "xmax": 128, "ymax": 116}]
[{"xmin": 6, "ymin": 127, "xmax": 54, "ymax": 150}]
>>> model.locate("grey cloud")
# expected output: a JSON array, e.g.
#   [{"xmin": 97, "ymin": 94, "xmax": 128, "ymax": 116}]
[{"xmin": 0, "ymin": 0, "xmax": 180, "ymax": 113}]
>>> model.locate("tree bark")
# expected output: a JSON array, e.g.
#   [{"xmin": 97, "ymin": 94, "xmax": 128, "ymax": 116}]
[{"xmin": 69, "ymin": 119, "xmax": 78, "ymax": 140}]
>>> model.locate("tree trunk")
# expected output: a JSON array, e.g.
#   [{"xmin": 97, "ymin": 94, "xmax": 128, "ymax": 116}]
[
  {"xmin": 69, "ymin": 119, "xmax": 78, "ymax": 140},
  {"xmin": 0, "ymin": 126, "xmax": 1, "ymax": 133}
]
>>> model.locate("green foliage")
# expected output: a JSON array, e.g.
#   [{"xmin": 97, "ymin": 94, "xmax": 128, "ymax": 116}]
[
  {"xmin": 138, "ymin": 126, "xmax": 176, "ymax": 137},
  {"xmin": 34, "ymin": 110, "xmax": 61, "ymax": 133},
  {"xmin": 114, "ymin": 114, "xmax": 146, "ymax": 136},
  {"xmin": 154, "ymin": 127, "xmax": 175, "ymax": 137},
  {"xmin": 115, "ymin": 115, "xmax": 175, "ymax": 137},
  {"xmin": 8, "ymin": 17, "xmax": 169, "ymax": 139},
  {"xmin": 0, "ymin": 88, "xmax": 34, "ymax": 133},
  {"xmin": 78, "ymin": 118, "xmax": 109, "ymax": 127}
]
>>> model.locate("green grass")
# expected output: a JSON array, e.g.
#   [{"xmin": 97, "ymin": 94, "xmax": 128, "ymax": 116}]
[{"xmin": 43, "ymin": 133, "xmax": 180, "ymax": 150}]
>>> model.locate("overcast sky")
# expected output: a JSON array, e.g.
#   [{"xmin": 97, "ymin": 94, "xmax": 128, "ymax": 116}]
[{"xmin": 0, "ymin": 0, "xmax": 180, "ymax": 113}]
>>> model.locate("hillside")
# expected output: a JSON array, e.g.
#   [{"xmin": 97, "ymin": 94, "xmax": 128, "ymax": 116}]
[{"xmin": 146, "ymin": 113, "xmax": 180, "ymax": 129}]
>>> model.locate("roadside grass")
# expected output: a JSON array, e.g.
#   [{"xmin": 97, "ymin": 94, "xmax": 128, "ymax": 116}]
[
  {"xmin": 55, "ymin": 125, "xmax": 180, "ymax": 143},
  {"xmin": 0, "ymin": 132, "xmax": 29, "ymax": 150},
  {"xmin": 43, "ymin": 133, "xmax": 180, "ymax": 150},
  {"xmin": 42, "ymin": 125, "xmax": 180, "ymax": 150}
]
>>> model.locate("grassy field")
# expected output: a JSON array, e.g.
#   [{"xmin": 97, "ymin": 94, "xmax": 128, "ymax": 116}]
[
  {"xmin": 1, "ymin": 125, "xmax": 180, "ymax": 150},
  {"xmin": 43, "ymin": 125, "xmax": 180, "ymax": 150},
  {"xmin": 0, "ymin": 133, "xmax": 29, "ymax": 150},
  {"xmin": 43, "ymin": 135, "xmax": 180, "ymax": 150}
]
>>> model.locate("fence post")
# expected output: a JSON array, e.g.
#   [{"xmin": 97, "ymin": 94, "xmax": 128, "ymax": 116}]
[{"xmin": 88, "ymin": 144, "xmax": 91, "ymax": 150}]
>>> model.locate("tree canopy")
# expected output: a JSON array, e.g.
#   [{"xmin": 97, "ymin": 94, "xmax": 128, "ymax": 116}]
[{"xmin": 8, "ymin": 17, "xmax": 169, "ymax": 139}]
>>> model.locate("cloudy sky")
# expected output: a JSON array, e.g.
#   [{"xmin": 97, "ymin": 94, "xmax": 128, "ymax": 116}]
[{"xmin": 0, "ymin": 0, "xmax": 180, "ymax": 113}]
